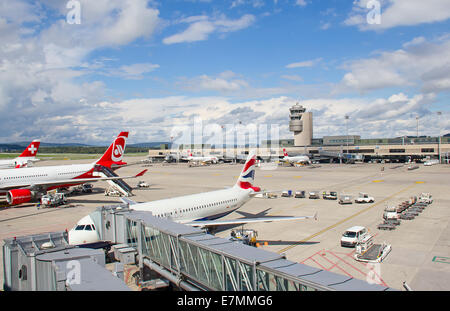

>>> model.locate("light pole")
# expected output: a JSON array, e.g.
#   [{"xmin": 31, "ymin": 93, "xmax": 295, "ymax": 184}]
[
  {"xmin": 437, "ymin": 111, "xmax": 442, "ymax": 163},
  {"xmin": 416, "ymin": 116, "xmax": 419, "ymax": 137},
  {"xmin": 345, "ymin": 115, "xmax": 349, "ymax": 154}
]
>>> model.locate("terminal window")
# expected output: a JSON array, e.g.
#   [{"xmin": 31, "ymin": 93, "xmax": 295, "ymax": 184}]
[
  {"xmin": 421, "ymin": 148, "xmax": 435, "ymax": 153},
  {"xmin": 389, "ymin": 149, "xmax": 405, "ymax": 153}
]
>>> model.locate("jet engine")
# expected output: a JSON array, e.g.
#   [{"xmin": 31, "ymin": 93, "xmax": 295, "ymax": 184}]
[{"xmin": 6, "ymin": 189, "xmax": 33, "ymax": 205}]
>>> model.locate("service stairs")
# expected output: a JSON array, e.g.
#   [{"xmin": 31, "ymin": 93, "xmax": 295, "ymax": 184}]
[{"xmin": 94, "ymin": 165, "xmax": 133, "ymax": 197}]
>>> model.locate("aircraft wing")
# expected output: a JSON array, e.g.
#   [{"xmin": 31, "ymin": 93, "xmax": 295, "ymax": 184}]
[
  {"xmin": 1, "ymin": 170, "xmax": 147, "ymax": 191},
  {"xmin": 184, "ymin": 212, "xmax": 318, "ymax": 228}
]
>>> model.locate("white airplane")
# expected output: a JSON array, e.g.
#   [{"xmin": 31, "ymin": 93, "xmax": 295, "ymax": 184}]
[
  {"xmin": 0, "ymin": 140, "xmax": 41, "ymax": 169},
  {"xmin": 0, "ymin": 132, "xmax": 146, "ymax": 206},
  {"xmin": 69, "ymin": 152, "xmax": 317, "ymax": 245},
  {"xmin": 184, "ymin": 150, "xmax": 219, "ymax": 164},
  {"xmin": 282, "ymin": 149, "xmax": 310, "ymax": 165}
]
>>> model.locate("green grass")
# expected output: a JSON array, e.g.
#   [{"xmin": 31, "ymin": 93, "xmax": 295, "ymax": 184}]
[{"xmin": 0, "ymin": 152, "xmax": 148, "ymax": 161}]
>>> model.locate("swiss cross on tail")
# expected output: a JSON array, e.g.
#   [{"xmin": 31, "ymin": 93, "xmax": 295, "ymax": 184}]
[
  {"xmin": 96, "ymin": 132, "xmax": 129, "ymax": 168},
  {"xmin": 283, "ymin": 148, "xmax": 288, "ymax": 157},
  {"xmin": 19, "ymin": 140, "xmax": 41, "ymax": 157},
  {"xmin": 236, "ymin": 151, "xmax": 261, "ymax": 192}
]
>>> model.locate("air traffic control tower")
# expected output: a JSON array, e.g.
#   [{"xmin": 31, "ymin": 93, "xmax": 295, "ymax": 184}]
[{"xmin": 289, "ymin": 102, "xmax": 313, "ymax": 147}]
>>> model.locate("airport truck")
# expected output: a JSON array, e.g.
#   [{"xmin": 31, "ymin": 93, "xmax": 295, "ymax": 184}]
[
  {"xmin": 39, "ymin": 193, "xmax": 67, "ymax": 208},
  {"xmin": 229, "ymin": 228, "xmax": 258, "ymax": 247},
  {"xmin": 340, "ymin": 226, "xmax": 370, "ymax": 247},
  {"xmin": 282, "ymin": 190, "xmax": 293, "ymax": 197},
  {"xmin": 295, "ymin": 190, "xmax": 306, "ymax": 198},
  {"xmin": 355, "ymin": 192, "xmax": 375, "ymax": 204},
  {"xmin": 323, "ymin": 191, "xmax": 338, "ymax": 200},
  {"xmin": 308, "ymin": 191, "xmax": 320, "ymax": 199},
  {"xmin": 339, "ymin": 194, "xmax": 353, "ymax": 205}
]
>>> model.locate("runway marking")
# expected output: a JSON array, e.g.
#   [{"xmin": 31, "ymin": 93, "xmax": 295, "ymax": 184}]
[
  {"xmin": 301, "ymin": 248, "xmax": 388, "ymax": 287},
  {"xmin": 277, "ymin": 183, "xmax": 417, "ymax": 254},
  {"xmin": 415, "ymin": 181, "xmax": 425, "ymax": 184},
  {"xmin": 293, "ymin": 176, "xmax": 302, "ymax": 179},
  {"xmin": 372, "ymin": 180, "xmax": 384, "ymax": 183},
  {"xmin": 263, "ymin": 175, "xmax": 273, "ymax": 178}
]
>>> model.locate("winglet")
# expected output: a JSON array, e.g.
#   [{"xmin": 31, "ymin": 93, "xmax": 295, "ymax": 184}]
[{"xmin": 135, "ymin": 169, "xmax": 148, "ymax": 177}]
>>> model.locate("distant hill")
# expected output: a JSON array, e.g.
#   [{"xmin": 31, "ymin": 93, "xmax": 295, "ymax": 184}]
[
  {"xmin": 128, "ymin": 142, "xmax": 171, "ymax": 148},
  {"xmin": 0, "ymin": 141, "xmax": 171, "ymax": 153}
]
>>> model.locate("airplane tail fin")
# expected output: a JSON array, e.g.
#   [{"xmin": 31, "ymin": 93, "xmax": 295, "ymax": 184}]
[
  {"xmin": 19, "ymin": 140, "xmax": 40, "ymax": 158},
  {"xmin": 95, "ymin": 132, "xmax": 128, "ymax": 168},
  {"xmin": 188, "ymin": 150, "xmax": 193, "ymax": 157},
  {"xmin": 283, "ymin": 148, "xmax": 288, "ymax": 157},
  {"xmin": 235, "ymin": 151, "xmax": 260, "ymax": 192}
]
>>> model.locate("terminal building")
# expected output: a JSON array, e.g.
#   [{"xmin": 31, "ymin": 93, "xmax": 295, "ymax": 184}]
[{"xmin": 148, "ymin": 102, "xmax": 449, "ymax": 164}]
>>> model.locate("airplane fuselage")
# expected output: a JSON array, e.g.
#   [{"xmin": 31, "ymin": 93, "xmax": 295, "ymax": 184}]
[
  {"xmin": 0, "ymin": 163, "xmax": 95, "ymax": 193},
  {"xmin": 131, "ymin": 186, "xmax": 252, "ymax": 224},
  {"xmin": 283, "ymin": 155, "xmax": 310, "ymax": 164}
]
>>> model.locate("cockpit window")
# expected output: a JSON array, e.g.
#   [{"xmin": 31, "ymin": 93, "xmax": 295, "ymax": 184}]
[
  {"xmin": 75, "ymin": 225, "xmax": 85, "ymax": 231},
  {"xmin": 85, "ymin": 225, "xmax": 92, "ymax": 231}
]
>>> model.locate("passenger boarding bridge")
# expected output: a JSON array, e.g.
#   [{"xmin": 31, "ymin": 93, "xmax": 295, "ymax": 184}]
[{"xmin": 3, "ymin": 205, "xmax": 395, "ymax": 291}]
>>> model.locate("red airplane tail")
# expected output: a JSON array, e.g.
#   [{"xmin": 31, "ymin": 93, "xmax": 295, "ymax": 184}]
[
  {"xmin": 96, "ymin": 132, "xmax": 128, "ymax": 168},
  {"xmin": 19, "ymin": 140, "xmax": 40, "ymax": 158},
  {"xmin": 283, "ymin": 148, "xmax": 288, "ymax": 157}
]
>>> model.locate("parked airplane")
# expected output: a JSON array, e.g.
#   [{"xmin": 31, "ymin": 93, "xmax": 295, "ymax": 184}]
[
  {"xmin": 185, "ymin": 150, "xmax": 219, "ymax": 164},
  {"xmin": 69, "ymin": 151, "xmax": 317, "ymax": 245},
  {"xmin": 282, "ymin": 149, "xmax": 310, "ymax": 165},
  {"xmin": 0, "ymin": 132, "xmax": 146, "ymax": 206},
  {"xmin": 0, "ymin": 140, "xmax": 41, "ymax": 169}
]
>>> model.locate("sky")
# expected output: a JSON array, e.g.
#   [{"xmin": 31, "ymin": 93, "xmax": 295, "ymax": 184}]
[{"xmin": 0, "ymin": 0, "xmax": 449, "ymax": 145}]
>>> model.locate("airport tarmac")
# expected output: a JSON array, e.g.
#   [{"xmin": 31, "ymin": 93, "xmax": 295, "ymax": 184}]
[{"xmin": 1, "ymin": 157, "xmax": 449, "ymax": 291}]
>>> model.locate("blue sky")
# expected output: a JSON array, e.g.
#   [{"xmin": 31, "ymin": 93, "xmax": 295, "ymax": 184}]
[{"xmin": 0, "ymin": 0, "xmax": 449, "ymax": 144}]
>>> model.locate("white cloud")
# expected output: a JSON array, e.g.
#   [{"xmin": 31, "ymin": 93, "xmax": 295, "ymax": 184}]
[
  {"xmin": 295, "ymin": 0, "xmax": 307, "ymax": 7},
  {"xmin": 163, "ymin": 14, "xmax": 255, "ymax": 44},
  {"xmin": 180, "ymin": 71, "xmax": 250, "ymax": 93},
  {"xmin": 286, "ymin": 58, "xmax": 322, "ymax": 68},
  {"xmin": 281, "ymin": 74, "xmax": 303, "ymax": 82},
  {"xmin": 345, "ymin": 0, "xmax": 450, "ymax": 31},
  {"xmin": 336, "ymin": 35, "xmax": 450, "ymax": 94},
  {"xmin": 0, "ymin": 0, "xmax": 162, "ymax": 143},
  {"xmin": 108, "ymin": 63, "xmax": 160, "ymax": 80}
]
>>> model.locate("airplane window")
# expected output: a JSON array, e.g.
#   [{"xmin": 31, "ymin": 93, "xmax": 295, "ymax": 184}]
[
  {"xmin": 75, "ymin": 225, "xmax": 85, "ymax": 230},
  {"xmin": 85, "ymin": 225, "xmax": 92, "ymax": 231}
]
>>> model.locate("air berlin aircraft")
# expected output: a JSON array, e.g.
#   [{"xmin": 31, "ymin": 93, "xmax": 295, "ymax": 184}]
[
  {"xmin": 0, "ymin": 132, "xmax": 146, "ymax": 206},
  {"xmin": 0, "ymin": 140, "xmax": 41, "ymax": 169}
]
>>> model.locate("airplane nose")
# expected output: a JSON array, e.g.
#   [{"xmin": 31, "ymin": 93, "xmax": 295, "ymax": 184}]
[{"xmin": 68, "ymin": 229, "xmax": 84, "ymax": 245}]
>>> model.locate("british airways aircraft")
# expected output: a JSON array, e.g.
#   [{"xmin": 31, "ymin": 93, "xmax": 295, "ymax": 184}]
[
  {"xmin": 0, "ymin": 140, "xmax": 41, "ymax": 169},
  {"xmin": 0, "ymin": 132, "xmax": 146, "ymax": 206},
  {"xmin": 69, "ymin": 152, "xmax": 317, "ymax": 245}
]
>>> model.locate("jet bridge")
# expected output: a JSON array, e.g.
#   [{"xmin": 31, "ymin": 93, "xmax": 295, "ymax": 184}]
[
  {"xmin": 2, "ymin": 232, "xmax": 130, "ymax": 291},
  {"xmin": 87, "ymin": 205, "xmax": 395, "ymax": 291},
  {"xmin": 3, "ymin": 205, "xmax": 397, "ymax": 291}
]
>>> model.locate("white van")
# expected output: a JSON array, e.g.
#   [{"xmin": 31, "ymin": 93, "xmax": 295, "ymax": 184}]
[{"xmin": 340, "ymin": 226, "xmax": 370, "ymax": 247}]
